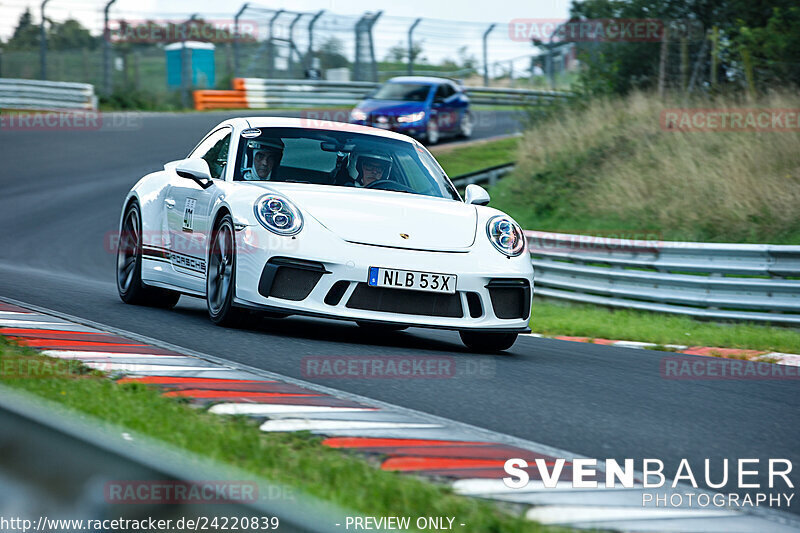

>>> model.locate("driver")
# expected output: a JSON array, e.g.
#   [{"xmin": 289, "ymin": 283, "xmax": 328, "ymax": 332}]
[
  {"xmin": 354, "ymin": 152, "xmax": 393, "ymax": 187},
  {"xmin": 242, "ymin": 139, "xmax": 284, "ymax": 181}
]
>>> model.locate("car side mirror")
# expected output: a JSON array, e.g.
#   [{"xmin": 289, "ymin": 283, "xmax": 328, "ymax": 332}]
[
  {"xmin": 175, "ymin": 158, "xmax": 213, "ymax": 189},
  {"xmin": 465, "ymin": 184, "xmax": 490, "ymax": 206}
]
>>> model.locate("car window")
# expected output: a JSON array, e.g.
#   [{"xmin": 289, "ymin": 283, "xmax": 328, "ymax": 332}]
[
  {"xmin": 436, "ymin": 84, "xmax": 455, "ymax": 101},
  {"xmin": 233, "ymin": 127, "xmax": 459, "ymax": 201},
  {"xmin": 189, "ymin": 127, "xmax": 231, "ymax": 180},
  {"xmin": 372, "ymin": 83, "xmax": 432, "ymax": 102}
]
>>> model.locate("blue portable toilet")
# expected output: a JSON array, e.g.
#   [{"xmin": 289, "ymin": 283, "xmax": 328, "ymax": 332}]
[{"xmin": 165, "ymin": 41, "xmax": 216, "ymax": 89}]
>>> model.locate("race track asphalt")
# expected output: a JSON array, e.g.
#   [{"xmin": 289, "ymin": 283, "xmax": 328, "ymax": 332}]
[{"xmin": 0, "ymin": 109, "xmax": 797, "ymax": 514}]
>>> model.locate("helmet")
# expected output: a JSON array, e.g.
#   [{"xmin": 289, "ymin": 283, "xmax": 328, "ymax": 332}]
[
  {"xmin": 245, "ymin": 138, "xmax": 284, "ymax": 179},
  {"xmin": 355, "ymin": 151, "xmax": 393, "ymax": 184}
]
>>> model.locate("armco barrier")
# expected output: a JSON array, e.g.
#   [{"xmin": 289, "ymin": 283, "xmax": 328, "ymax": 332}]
[
  {"xmin": 526, "ymin": 230, "xmax": 800, "ymax": 324},
  {"xmin": 0, "ymin": 78, "xmax": 97, "ymax": 110},
  {"xmin": 193, "ymin": 78, "xmax": 572, "ymax": 110}
]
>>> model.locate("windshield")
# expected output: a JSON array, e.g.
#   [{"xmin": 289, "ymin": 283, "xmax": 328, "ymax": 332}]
[
  {"xmin": 370, "ymin": 82, "xmax": 432, "ymax": 102},
  {"xmin": 234, "ymin": 127, "xmax": 460, "ymax": 201}
]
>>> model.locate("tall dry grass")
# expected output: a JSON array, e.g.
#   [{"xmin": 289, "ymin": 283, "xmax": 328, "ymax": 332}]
[{"xmin": 504, "ymin": 91, "xmax": 800, "ymax": 243}]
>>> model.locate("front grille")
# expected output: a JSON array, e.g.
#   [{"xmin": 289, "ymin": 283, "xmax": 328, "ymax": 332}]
[
  {"xmin": 258, "ymin": 257, "xmax": 327, "ymax": 301},
  {"xmin": 346, "ymin": 283, "xmax": 463, "ymax": 318},
  {"xmin": 487, "ymin": 279, "xmax": 531, "ymax": 319},
  {"xmin": 466, "ymin": 292, "xmax": 483, "ymax": 318}
]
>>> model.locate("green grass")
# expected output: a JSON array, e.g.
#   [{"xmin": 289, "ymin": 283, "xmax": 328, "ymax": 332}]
[
  {"xmin": 531, "ymin": 298, "xmax": 800, "ymax": 353},
  {"xmin": 432, "ymin": 136, "xmax": 520, "ymax": 177},
  {"xmin": 490, "ymin": 91, "xmax": 800, "ymax": 244},
  {"xmin": 0, "ymin": 336, "xmax": 567, "ymax": 533}
]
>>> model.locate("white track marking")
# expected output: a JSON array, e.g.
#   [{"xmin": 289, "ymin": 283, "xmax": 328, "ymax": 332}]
[
  {"xmin": 82, "ymin": 362, "xmax": 225, "ymax": 373},
  {"xmin": 42, "ymin": 350, "xmax": 176, "ymax": 359},
  {"xmin": 259, "ymin": 419, "xmax": 440, "ymax": 432},
  {"xmin": 209, "ymin": 404, "xmax": 374, "ymax": 415},
  {"xmin": 526, "ymin": 506, "xmax": 738, "ymax": 524}
]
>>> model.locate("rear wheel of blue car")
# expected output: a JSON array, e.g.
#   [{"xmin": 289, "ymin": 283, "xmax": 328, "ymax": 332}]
[{"xmin": 460, "ymin": 331, "xmax": 518, "ymax": 353}]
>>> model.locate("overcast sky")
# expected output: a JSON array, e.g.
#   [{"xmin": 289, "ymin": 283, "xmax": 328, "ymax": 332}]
[{"xmin": 1, "ymin": 0, "xmax": 573, "ymax": 71}]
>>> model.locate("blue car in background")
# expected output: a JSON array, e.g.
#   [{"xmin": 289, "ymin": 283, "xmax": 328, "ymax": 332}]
[{"xmin": 349, "ymin": 76, "xmax": 473, "ymax": 144}]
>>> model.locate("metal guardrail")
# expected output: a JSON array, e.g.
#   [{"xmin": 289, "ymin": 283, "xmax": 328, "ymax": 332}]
[
  {"xmin": 526, "ymin": 230, "xmax": 800, "ymax": 324},
  {"xmin": 0, "ymin": 385, "xmax": 352, "ymax": 532},
  {"xmin": 194, "ymin": 78, "xmax": 572, "ymax": 110},
  {"xmin": 0, "ymin": 78, "xmax": 97, "ymax": 110},
  {"xmin": 451, "ymin": 162, "xmax": 515, "ymax": 188}
]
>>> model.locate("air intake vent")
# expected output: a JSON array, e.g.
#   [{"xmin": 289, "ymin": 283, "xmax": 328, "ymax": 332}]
[
  {"xmin": 259, "ymin": 257, "xmax": 328, "ymax": 301},
  {"xmin": 486, "ymin": 279, "xmax": 531, "ymax": 319},
  {"xmin": 346, "ymin": 284, "xmax": 463, "ymax": 318}
]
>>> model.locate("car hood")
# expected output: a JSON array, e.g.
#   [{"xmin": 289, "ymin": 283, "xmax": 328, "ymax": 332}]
[
  {"xmin": 259, "ymin": 183, "xmax": 476, "ymax": 252},
  {"xmin": 356, "ymin": 99, "xmax": 427, "ymax": 116}
]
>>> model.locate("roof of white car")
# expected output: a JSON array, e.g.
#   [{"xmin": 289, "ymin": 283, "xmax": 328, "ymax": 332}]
[{"xmin": 230, "ymin": 116, "xmax": 416, "ymax": 143}]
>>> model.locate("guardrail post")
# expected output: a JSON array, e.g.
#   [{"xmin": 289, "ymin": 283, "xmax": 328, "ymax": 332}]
[
  {"xmin": 482, "ymin": 23, "xmax": 495, "ymax": 86},
  {"xmin": 103, "ymin": 0, "xmax": 117, "ymax": 96},
  {"xmin": 267, "ymin": 9, "xmax": 284, "ymax": 79},
  {"xmin": 407, "ymin": 18, "xmax": 421, "ymax": 75},
  {"xmin": 39, "ymin": 0, "xmax": 51, "ymax": 80},
  {"xmin": 233, "ymin": 3, "xmax": 249, "ymax": 79}
]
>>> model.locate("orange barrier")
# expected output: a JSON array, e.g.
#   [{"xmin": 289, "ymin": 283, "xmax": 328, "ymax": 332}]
[{"xmin": 193, "ymin": 89, "xmax": 247, "ymax": 111}]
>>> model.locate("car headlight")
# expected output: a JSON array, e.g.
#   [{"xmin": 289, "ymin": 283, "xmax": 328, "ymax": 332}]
[
  {"xmin": 254, "ymin": 194, "xmax": 303, "ymax": 235},
  {"xmin": 486, "ymin": 216, "xmax": 526, "ymax": 256},
  {"xmin": 397, "ymin": 111, "xmax": 425, "ymax": 123},
  {"xmin": 350, "ymin": 109, "xmax": 367, "ymax": 121}
]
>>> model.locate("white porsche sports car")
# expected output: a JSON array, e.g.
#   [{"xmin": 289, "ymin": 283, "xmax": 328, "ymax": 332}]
[{"xmin": 116, "ymin": 117, "xmax": 533, "ymax": 352}]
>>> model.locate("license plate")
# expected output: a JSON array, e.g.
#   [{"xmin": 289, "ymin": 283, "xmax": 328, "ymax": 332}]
[
  {"xmin": 368, "ymin": 267, "xmax": 456, "ymax": 294},
  {"xmin": 373, "ymin": 122, "xmax": 390, "ymax": 129}
]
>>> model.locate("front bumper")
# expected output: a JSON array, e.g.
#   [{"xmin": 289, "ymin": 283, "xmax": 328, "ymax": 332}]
[
  {"xmin": 232, "ymin": 225, "xmax": 533, "ymax": 332},
  {"xmin": 349, "ymin": 119, "xmax": 426, "ymax": 138}
]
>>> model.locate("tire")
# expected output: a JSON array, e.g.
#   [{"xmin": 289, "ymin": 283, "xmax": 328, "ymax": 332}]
[
  {"xmin": 207, "ymin": 214, "xmax": 247, "ymax": 326},
  {"xmin": 458, "ymin": 111, "xmax": 474, "ymax": 138},
  {"xmin": 425, "ymin": 118, "xmax": 440, "ymax": 145},
  {"xmin": 116, "ymin": 202, "xmax": 180, "ymax": 309},
  {"xmin": 459, "ymin": 331, "xmax": 518, "ymax": 353},
  {"xmin": 356, "ymin": 321, "xmax": 408, "ymax": 332}
]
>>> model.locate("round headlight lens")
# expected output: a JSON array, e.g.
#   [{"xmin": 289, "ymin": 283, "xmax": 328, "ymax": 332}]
[
  {"xmin": 487, "ymin": 216, "xmax": 526, "ymax": 256},
  {"xmin": 254, "ymin": 194, "xmax": 303, "ymax": 235}
]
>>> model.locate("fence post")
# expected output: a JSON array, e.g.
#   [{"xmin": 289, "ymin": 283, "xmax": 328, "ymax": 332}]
[
  {"xmin": 103, "ymin": 0, "xmax": 117, "ymax": 96},
  {"xmin": 288, "ymin": 13, "xmax": 303, "ymax": 77},
  {"xmin": 741, "ymin": 47, "xmax": 756, "ymax": 99},
  {"xmin": 407, "ymin": 18, "xmax": 421, "ymax": 75},
  {"xmin": 658, "ymin": 25, "xmax": 669, "ymax": 99},
  {"xmin": 710, "ymin": 26, "xmax": 719, "ymax": 89},
  {"xmin": 367, "ymin": 11, "xmax": 382, "ymax": 82},
  {"xmin": 482, "ymin": 23, "xmax": 495, "ymax": 86},
  {"xmin": 267, "ymin": 10, "xmax": 284, "ymax": 79},
  {"xmin": 40, "ymin": 0, "xmax": 50, "ymax": 80},
  {"xmin": 307, "ymin": 10, "xmax": 324, "ymax": 69},
  {"xmin": 233, "ymin": 3, "xmax": 249, "ymax": 79}
]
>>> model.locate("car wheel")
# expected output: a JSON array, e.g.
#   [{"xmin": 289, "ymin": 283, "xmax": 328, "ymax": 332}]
[
  {"xmin": 207, "ymin": 214, "xmax": 245, "ymax": 326},
  {"xmin": 426, "ymin": 118, "xmax": 440, "ymax": 145},
  {"xmin": 458, "ymin": 111, "xmax": 474, "ymax": 138},
  {"xmin": 117, "ymin": 202, "xmax": 180, "ymax": 309},
  {"xmin": 356, "ymin": 321, "xmax": 408, "ymax": 332},
  {"xmin": 459, "ymin": 331, "xmax": 518, "ymax": 353}
]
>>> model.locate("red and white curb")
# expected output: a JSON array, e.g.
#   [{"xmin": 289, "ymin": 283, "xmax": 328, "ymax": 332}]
[
  {"xmin": 524, "ymin": 333, "xmax": 800, "ymax": 366},
  {"xmin": 2, "ymin": 299, "xmax": 799, "ymax": 533}
]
